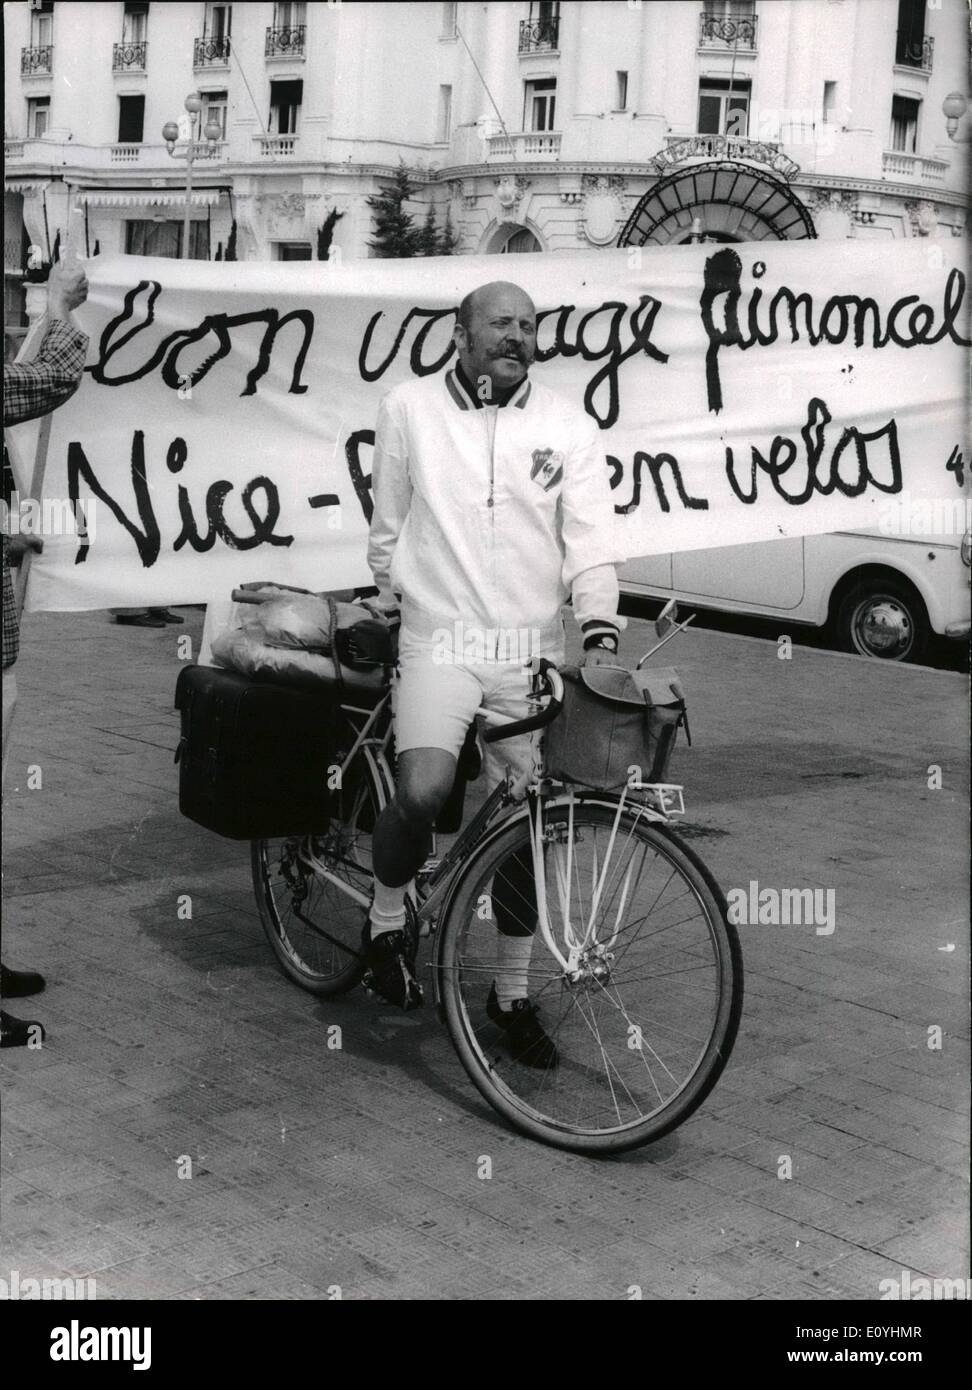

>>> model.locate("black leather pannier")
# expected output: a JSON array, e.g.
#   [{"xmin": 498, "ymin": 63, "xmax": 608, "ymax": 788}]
[{"xmin": 174, "ymin": 665, "xmax": 335, "ymax": 840}]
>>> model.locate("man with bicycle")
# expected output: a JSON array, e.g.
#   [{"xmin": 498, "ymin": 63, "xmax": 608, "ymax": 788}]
[{"xmin": 366, "ymin": 279, "xmax": 624, "ymax": 1065}]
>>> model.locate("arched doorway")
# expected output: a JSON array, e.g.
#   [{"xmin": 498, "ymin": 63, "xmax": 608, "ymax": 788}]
[
  {"xmin": 618, "ymin": 161, "xmax": 816, "ymax": 246},
  {"xmin": 486, "ymin": 224, "xmax": 543, "ymax": 253}
]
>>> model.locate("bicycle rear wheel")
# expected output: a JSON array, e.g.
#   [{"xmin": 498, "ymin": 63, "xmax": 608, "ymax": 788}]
[
  {"xmin": 438, "ymin": 800, "xmax": 742, "ymax": 1154},
  {"xmin": 252, "ymin": 748, "xmax": 390, "ymax": 996}
]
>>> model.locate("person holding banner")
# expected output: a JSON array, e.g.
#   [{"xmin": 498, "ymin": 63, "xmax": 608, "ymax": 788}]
[
  {"xmin": 2, "ymin": 259, "xmax": 89, "ymax": 1049},
  {"xmin": 365, "ymin": 279, "xmax": 624, "ymax": 1063}
]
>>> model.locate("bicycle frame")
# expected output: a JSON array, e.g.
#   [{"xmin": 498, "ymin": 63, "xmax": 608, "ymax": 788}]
[{"xmin": 293, "ymin": 670, "xmax": 686, "ymax": 990}]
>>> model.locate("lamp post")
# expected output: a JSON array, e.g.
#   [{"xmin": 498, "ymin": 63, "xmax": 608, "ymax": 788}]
[{"xmin": 162, "ymin": 93, "xmax": 222, "ymax": 258}]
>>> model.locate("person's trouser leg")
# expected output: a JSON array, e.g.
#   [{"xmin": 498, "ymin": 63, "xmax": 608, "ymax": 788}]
[{"xmin": 2, "ymin": 665, "xmax": 17, "ymax": 791}]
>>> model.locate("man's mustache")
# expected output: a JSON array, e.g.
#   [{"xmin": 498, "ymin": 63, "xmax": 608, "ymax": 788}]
[{"xmin": 492, "ymin": 345, "xmax": 529, "ymax": 362}]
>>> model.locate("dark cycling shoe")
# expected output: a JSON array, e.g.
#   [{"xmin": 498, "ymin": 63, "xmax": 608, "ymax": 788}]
[
  {"xmin": 486, "ymin": 983, "xmax": 558, "ymax": 1070},
  {"xmin": 361, "ymin": 924, "xmax": 423, "ymax": 1011}
]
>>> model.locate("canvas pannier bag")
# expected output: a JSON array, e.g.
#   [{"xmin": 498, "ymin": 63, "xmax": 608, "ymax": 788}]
[
  {"xmin": 542, "ymin": 664, "xmax": 689, "ymax": 792},
  {"xmin": 174, "ymin": 665, "xmax": 336, "ymax": 840}
]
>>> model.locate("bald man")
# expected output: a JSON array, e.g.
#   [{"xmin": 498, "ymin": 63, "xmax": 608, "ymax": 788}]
[{"xmin": 365, "ymin": 280, "xmax": 625, "ymax": 1063}]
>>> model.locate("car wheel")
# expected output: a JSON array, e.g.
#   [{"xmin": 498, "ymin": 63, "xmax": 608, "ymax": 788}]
[{"xmin": 834, "ymin": 577, "xmax": 930, "ymax": 662}]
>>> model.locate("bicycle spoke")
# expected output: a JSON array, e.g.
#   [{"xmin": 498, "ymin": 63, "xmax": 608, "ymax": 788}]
[{"xmin": 441, "ymin": 801, "xmax": 741, "ymax": 1150}]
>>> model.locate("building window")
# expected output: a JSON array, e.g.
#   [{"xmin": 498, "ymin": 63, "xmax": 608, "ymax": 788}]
[
  {"xmin": 700, "ymin": 0, "xmax": 757, "ymax": 50},
  {"xmin": 30, "ymin": 1, "xmax": 54, "ymax": 48},
  {"xmin": 441, "ymin": 1, "xmax": 457, "ymax": 38},
  {"xmin": 266, "ymin": 3, "xmax": 306, "ymax": 58},
  {"xmin": 616, "ymin": 71, "xmax": 628, "ymax": 111},
  {"xmin": 117, "ymin": 94, "xmax": 145, "ymax": 144},
  {"xmin": 273, "ymin": 1, "xmax": 305, "ymax": 28},
  {"xmin": 202, "ymin": 90, "xmax": 228, "ymax": 140},
  {"xmin": 697, "ymin": 79, "xmax": 751, "ymax": 137},
  {"xmin": 895, "ymin": 0, "xmax": 932, "ymax": 70},
  {"xmin": 890, "ymin": 95, "xmax": 919, "ymax": 153},
  {"xmin": 270, "ymin": 78, "xmax": 303, "ymax": 135},
  {"xmin": 823, "ymin": 81, "xmax": 837, "ymax": 124},
  {"xmin": 275, "ymin": 242, "xmax": 312, "ymax": 260},
  {"xmin": 122, "ymin": 1, "xmax": 148, "ymax": 44},
  {"xmin": 126, "ymin": 220, "xmax": 209, "ymax": 260},
  {"xmin": 525, "ymin": 78, "xmax": 557, "ymax": 132},
  {"xmin": 205, "ymin": 3, "xmax": 232, "ymax": 40},
  {"xmin": 520, "ymin": 1, "xmax": 560, "ymax": 53},
  {"xmin": 27, "ymin": 96, "xmax": 50, "ymax": 139},
  {"xmin": 436, "ymin": 85, "xmax": 452, "ymax": 143}
]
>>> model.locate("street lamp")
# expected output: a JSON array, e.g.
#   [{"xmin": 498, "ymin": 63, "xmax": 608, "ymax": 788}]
[
  {"xmin": 162, "ymin": 92, "xmax": 222, "ymax": 259},
  {"xmin": 942, "ymin": 92, "xmax": 969, "ymax": 143}
]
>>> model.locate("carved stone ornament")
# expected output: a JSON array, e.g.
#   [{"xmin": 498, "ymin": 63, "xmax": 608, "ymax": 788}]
[
  {"xmin": 579, "ymin": 175, "xmax": 626, "ymax": 245},
  {"xmin": 905, "ymin": 199, "xmax": 939, "ymax": 238},
  {"xmin": 804, "ymin": 187, "xmax": 858, "ymax": 214},
  {"xmin": 494, "ymin": 175, "xmax": 531, "ymax": 222}
]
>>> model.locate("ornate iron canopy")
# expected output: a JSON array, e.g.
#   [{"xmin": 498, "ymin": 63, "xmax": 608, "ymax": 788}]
[{"xmin": 618, "ymin": 161, "xmax": 817, "ymax": 246}]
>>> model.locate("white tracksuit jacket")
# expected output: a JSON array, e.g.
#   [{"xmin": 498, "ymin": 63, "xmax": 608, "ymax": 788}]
[{"xmin": 368, "ymin": 366, "xmax": 626, "ymax": 654}]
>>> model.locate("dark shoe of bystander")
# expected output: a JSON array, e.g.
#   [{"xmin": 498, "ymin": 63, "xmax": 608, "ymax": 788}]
[
  {"xmin": 1, "ymin": 1010, "xmax": 45, "ymax": 1048},
  {"xmin": 1, "ymin": 963, "xmax": 45, "ymax": 998}
]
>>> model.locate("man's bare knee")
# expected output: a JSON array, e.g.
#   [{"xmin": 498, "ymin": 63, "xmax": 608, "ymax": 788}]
[{"xmin": 396, "ymin": 748, "xmax": 456, "ymax": 825}]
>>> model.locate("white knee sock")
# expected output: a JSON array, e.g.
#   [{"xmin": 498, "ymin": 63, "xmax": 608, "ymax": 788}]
[
  {"xmin": 495, "ymin": 934, "xmax": 534, "ymax": 1009},
  {"xmin": 370, "ymin": 880, "xmax": 407, "ymax": 934}
]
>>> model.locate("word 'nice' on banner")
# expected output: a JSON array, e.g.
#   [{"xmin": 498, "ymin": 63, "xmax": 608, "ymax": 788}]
[{"xmin": 7, "ymin": 240, "xmax": 968, "ymax": 613}]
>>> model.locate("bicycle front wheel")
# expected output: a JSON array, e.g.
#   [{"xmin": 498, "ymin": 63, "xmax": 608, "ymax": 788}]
[
  {"xmin": 439, "ymin": 800, "xmax": 743, "ymax": 1154},
  {"xmin": 252, "ymin": 748, "xmax": 390, "ymax": 996}
]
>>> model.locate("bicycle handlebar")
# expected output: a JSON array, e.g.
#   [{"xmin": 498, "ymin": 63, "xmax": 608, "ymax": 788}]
[{"xmin": 482, "ymin": 659, "xmax": 564, "ymax": 744}]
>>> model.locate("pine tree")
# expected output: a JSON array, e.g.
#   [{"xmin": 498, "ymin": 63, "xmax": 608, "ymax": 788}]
[
  {"xmin": 438, "ymin": 204, "xmax": 461, "ymax": 256},
  {"xmin": 317, "ymin": 207, "xmax": 345, "ymax": 261},
  {"xmin": 416, "ymin": 201, "xmax": 438, "ymax": 256},
  {"xmin": 366, "ymin": 161, "xmax": 420, "ymax": 257}
]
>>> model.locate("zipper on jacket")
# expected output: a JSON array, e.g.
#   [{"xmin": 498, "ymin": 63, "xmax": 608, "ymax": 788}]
[
  {"xmin": 485, "ymin": 405, "xmax": 498, "ymax": 657},
  {"xmin": 484, "ymin": 404, "xmax": 497, "ymax": 511}
]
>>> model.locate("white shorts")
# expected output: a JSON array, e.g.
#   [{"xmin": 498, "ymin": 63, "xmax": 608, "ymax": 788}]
[{"xmin": 393, "ymin": 627, "xmax": 565, "ymax": 791}]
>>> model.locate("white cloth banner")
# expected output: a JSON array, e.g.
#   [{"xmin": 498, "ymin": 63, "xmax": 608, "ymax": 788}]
[{"xmin": 9, "ymin": 240, "xmax": 969, "ymax": 612}]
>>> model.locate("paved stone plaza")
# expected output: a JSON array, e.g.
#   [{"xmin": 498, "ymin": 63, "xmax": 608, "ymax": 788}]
[{"xmin": 1, "ymin": 610, "xmax": 967, "ymax": 1300}]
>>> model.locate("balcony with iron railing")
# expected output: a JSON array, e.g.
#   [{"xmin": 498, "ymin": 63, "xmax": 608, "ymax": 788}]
[
  {"xmin": 894, "ymin": 31, "xmax": 934, "ymax": 73},
  {"xmin": 113, "ymin": 41, "xmax": 147, "ymax": 71},
  {"xmin": 193, "ymin": 34, "xmax": 231, "ymax": 68},
  {"xmin": 21, "ymin": 45, "xmax": 53, "ymax": 76},
  {"xmin": 486, "ymin": 130, "xmax": 561, "ymax": 160},
  {"xmin": 699, "ymin": 9, "xmax": 758, "ymax": 50},
  {"xmin": 265, "ymin": 25, "xmax": 305, "ymax": 58},
  {"xmin": 518, "ymin": 16, "xmax": 560, "ymax": 53}
]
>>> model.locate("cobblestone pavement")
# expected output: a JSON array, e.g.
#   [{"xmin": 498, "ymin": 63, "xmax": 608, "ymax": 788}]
[{"xmin": 1, "ymin": 609, "xmax": 968, "ymax": 1300}]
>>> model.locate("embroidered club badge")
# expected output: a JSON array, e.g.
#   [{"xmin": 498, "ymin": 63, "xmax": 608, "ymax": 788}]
[{"xmin": 530, "ymin": 449, "xmax": 565, "ymax": 492}]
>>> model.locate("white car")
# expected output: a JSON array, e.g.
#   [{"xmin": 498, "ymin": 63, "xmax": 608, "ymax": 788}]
[{"xmin": 620, "ymin": 526, "xmax": 971, "ymax": 663}]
